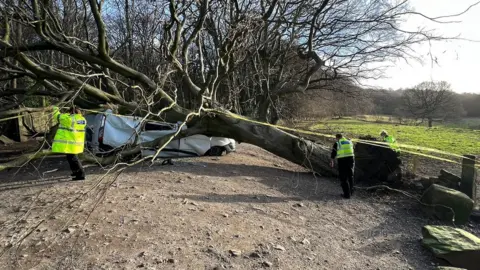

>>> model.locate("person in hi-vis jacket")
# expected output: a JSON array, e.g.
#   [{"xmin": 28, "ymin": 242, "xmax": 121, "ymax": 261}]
[
  {"xmin": 51, "ymin": 106, "xmax": 86, "ymax": 180},
  {"xmin": 330, "ymin": 133, "xmax": 355, "ymax": 198}
]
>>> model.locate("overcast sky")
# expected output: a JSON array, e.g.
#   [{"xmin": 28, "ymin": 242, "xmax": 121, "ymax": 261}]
[{"xmin": 364, "ymin": 0, "xmax": 480, "ymax": 94}]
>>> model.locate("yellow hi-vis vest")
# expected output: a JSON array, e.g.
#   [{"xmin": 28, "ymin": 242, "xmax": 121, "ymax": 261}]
[
  {"xmin": 384, "ymin": 135, "xmax": 400, "ymax": 153},
  {"xmin": 336, "ymin": 138, "xmax": 354, "ymax": 159},
  {"xmin": 52, "ymin": 107, "xmax": 86, "ymax": 154}
]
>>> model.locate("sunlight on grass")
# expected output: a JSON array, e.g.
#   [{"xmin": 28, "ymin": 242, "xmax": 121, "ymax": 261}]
[{"xmin": 310, "ymin": 119, "xmax": 480, "ymax": 155}]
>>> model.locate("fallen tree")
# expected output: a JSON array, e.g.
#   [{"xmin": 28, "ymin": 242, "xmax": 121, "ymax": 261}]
[{"xmin": 0, "ymin": 0, "xmax": 472, "ymax": 175}]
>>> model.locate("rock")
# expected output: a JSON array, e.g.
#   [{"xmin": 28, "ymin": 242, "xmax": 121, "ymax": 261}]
[
  {"xmin": 262, "ymin": 261, "xmax": 273, "ymax": 267},
  {"xmin": 438, "ymin": 170, "xmax": 461, "ymax": 189},
  {"xmin": 422, "ymin": 225, "xmax": 480, "ymax": 270},
  {"xmin": 229, "ymin": 249, "xmax": 242, "ymax": 257},
  {"xmin": 414, "ymin": 181, "xmax": 424, "ymax": 190},
  {"xmin": 222, "ymin": 213, "xmax": 229, "ymax": 218},
  {"xmin": 471, "ymin": 210, "xmax": 480, "ymax": 223},
  {"xmin": 138, "ymin": 251, "xmax": 146, "ymax": 257},
  {"xmin": 420, "ymin": 177, "xmax": 437, "ymax": 189},
  {"xmin": 249, "ymin": 251, "xmax": 262, "ymax": 258},
  {"xmin": 420, "ymin": 184, "xmax": 474, "ymax": 225},
  {"xmin": 137, "ymin": 263, "xmax": 145, "ymax": 268},
  {"xmin": 293, "ymin": 203, "xmax": 305, "ymax": 207},
  {"xmin": 435, "ymin": 267, "xmax": 467, "ymax": 270},
  {"xmin": 301, "ymin": 238, "xmax": 310, "ymax": 245},
  {"xmin": 21, "ymin": 254, "xmax": 28, "ymax": 258},
  {"xmin": 63, "ymin": 227, "xmax": 75, "ymax": 234},
  {"xmin": 167, "ymin": 258, "xmax": 176, "ymax": 264},
  {"xmin": 274, "ymin": 245, "xmax": 285, "ymax": 251}
]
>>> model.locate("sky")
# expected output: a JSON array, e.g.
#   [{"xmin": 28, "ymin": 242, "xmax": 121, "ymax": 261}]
[{"xmin": 364, "ymin": 0, "xmax": 480, "ymax": 94}]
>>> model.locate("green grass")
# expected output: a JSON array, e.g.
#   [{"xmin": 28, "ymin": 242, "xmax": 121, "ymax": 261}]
[
  {"xmin": 310, "ymin": 118, "xmax": 480, "ymax": 155},
  {"xmin": 444, "ymin": 117, "xmax": 480, "ymax": 130}
]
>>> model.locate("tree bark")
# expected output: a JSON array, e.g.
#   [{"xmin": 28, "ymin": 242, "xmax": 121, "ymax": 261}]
[
  {"xmin": 190, "ymin": 114, "xmax": 336, "ymax": 177},
  {"xmin": 428, "ymin": 118, "xmax": 433, "ymax": 127}
]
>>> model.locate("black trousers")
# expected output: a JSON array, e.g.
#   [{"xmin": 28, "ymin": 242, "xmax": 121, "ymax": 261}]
[
  {"xmin": 66, "ymin": 154, "xmax": 85, "ymax": 178},
  {"xmin": 338, "ymin": 156, "xmax": 355, "ymax": 198}
]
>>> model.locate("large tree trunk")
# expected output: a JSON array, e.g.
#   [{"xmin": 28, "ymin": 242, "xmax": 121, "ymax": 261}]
[
  {"xmin": 0, "ymin": 110, "xmax": 336, "ymax": 176},
  {"xmin": 0, "ymin": 110, "xmax": 402, "ymax": 184},
  {"xmin": 190, "ymin": 114, "xmax": 336, "ymax": 177}
]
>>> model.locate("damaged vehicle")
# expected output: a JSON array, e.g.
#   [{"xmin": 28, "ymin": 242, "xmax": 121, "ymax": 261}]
[{"xmin": 84, "ymin": 110, "xmax": 236, "ymax": 158}]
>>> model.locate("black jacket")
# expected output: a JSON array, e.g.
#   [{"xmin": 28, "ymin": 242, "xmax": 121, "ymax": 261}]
[{"xmin": 331, "ymin": 142, "xmax": 338, "ymax": 159}]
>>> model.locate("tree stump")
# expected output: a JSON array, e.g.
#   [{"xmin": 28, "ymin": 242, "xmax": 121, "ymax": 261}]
[{"xmin": 354, "ymin": 139, "xmax": 402, "ymax": 184}]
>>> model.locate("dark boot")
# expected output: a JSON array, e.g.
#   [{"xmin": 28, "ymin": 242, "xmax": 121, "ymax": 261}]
[
  {"xmin": 340, "ymin": 181, "xmax": 351, "ymax": 199},
  {"xmin": 72, "ymin": 175, "xmax": 85, "ymax": 181}
]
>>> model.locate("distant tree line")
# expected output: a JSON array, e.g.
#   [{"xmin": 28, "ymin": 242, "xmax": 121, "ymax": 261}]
[
  {"xmin": 370, "ymin": 88, "xmax": 480, "ymax": 118},
  {"xmin": 281, "ymin": 80, "xmax": 479, "ymax": 127}
]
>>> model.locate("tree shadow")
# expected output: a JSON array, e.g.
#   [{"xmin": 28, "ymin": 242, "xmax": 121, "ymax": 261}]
[
  {"xmin": 0, "ymin": 155, "xmax": 358, "ymax": 202},
  {"xmin": 172, "ymin": 193, "xmax": 301, "ymax": 204},
  {"xmin": 0, "ymin": 156, "xmax": 102, "ymax": 191},
  {"xmin": 0, "ymin": 153, "xmax": 442, "ymax": 269},
  {"xmin": 135, "ymin": 159, "xmax": 347, "ymax": 202},
  {"xmin": 354, "ymin": 199, "xmax": 441, "ymax": 269}
]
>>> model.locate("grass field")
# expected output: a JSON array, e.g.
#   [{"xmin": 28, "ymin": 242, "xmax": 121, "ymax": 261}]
[{"xmin": 310, "ymin": 118, "xmax": 480, "ymax": 155}]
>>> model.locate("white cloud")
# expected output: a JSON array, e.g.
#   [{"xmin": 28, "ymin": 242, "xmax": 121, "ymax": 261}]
[{"xmin": 364, "ymin": 0, "xmax": 480, "ymax": 93}]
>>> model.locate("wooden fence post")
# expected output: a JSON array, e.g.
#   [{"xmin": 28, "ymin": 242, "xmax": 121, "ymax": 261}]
[{"xmin": 460, "ymin": 154, "xmax": 477, "ymax": 201}]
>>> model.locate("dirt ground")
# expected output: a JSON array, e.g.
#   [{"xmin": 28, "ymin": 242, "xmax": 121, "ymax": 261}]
[{"xmin": 0, "ymin": 144, "xmax": 478, "ymax": 270}]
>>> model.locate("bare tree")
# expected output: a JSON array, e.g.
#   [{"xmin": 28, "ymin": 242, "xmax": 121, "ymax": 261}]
[
  {"xmin": 401, "ymin": 81, "xmax": 465, "ymax": 127},
  {"xmin": 0, "ymin": 0, "xmax": 477, "ymax": 175}
]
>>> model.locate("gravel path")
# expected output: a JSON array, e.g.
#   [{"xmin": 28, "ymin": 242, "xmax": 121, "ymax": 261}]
[{"xmin": 0, "ymin": 144, "xmax": 467, "ymax": 270}]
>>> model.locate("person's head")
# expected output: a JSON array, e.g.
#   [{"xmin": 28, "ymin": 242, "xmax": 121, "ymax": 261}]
[
  {"xmin": 335, "ymin": 133, "xmax": 343, "ymax": 141},
  {"xmin": 69, "ymin": 106, "xmax": 81, "ymax": 115},
  {"xmin": 380, "ymin": 130, "xmax": 388, "ymax": 138}
]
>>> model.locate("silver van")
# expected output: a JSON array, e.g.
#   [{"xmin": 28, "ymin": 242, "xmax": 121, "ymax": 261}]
[{"xmin": 85, "ymin": 110, "xmax": 235, "ymax": 158}]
